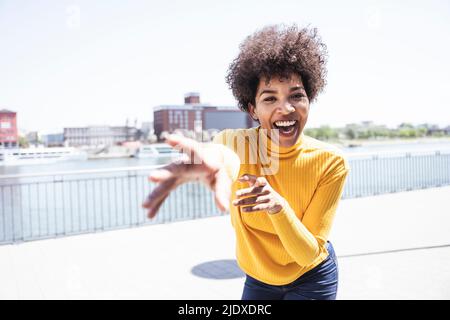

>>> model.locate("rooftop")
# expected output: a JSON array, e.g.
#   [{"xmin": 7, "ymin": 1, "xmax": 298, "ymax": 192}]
[
  {"xmin": 0, "ymin": 109, "xmax": 16, "ymax": 114},
  {"xmin": 1, "ymin": 186, "xmax": 449, "ymax": 299},
  {"xmin": 153, "ymin": 105, "xmax": 240, "ymax": 112}
]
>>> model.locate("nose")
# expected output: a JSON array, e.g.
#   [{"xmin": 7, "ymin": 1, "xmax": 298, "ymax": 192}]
[{"xmin": 279, "ymin": 101, "xmax": 295, "ymax": 114}]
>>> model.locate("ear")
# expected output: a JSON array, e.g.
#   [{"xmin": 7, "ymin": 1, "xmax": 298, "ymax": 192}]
[{"xmin": 248, "ymin": 103, "xmax": 258, "ymax": 121}]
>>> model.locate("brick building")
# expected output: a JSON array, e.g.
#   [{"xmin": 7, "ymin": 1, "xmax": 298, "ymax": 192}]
[
  {"xmin": 0, "ymin": 109, "xmax": 18, "ymax": 148},
  {"xmin": 153, "ymin": 93, "xmax": 257, "ymax": 139}
]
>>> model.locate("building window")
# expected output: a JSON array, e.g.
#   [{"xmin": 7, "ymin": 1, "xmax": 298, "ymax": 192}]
[
  {"xmin": 0, "ymin": 122, "xmax": 11, "ymax": 129},
  {"xmin": 173, "ymin": 111, "xmax": 181, "ymax": 128}
]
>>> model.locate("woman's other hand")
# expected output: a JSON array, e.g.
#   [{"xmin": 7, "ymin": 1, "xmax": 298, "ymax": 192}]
[
  {"xmin": 232, "ymin": 174, "xmax": 287, "ymax": 215},
  {"xmin": 142, "ymin": 134, "xmax": 232, "ymax": 219}
]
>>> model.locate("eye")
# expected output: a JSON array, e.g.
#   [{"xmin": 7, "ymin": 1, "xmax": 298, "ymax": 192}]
[
  {"xmin": 263, "ymin": 96, "xmax": 276, "ymax": 102},
  {"xmin": 291, "ymin": 93, "xmax": 305, "ymax": 100}
]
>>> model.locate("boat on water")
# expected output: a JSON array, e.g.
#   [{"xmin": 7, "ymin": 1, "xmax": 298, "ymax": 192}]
[
  {"xmin": 0, "ymin": 147, "xmax": 88, "ymax": 166},
  {"xmin": 134, "ymin": 143, "xmax": 181, "ymax": 159},
  {"xmin": 347, "ymin": 143, "xmax": 362, "ymax": 148}
]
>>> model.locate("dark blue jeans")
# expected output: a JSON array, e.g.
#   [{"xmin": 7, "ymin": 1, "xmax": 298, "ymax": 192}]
[{"xmin": 241, "ymin": 241, "xmax": 339, "ymax": 300}]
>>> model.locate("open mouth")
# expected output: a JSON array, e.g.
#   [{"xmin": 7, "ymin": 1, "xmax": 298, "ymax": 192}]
[{"xmin": 272, "ymin": 120, "xmax": 299, "ymax": 137}]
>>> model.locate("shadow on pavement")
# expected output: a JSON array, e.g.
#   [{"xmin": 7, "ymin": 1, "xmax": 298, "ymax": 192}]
[{"xmin": 191, "ymin": 259, "xmax": 245, "ymax": 279}]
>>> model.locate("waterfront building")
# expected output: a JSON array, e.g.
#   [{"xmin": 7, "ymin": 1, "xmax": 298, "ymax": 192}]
[
  {"xmin": 64, "ymin": 125, "xmax": 138, "ymax": 147},
  {"xmin": 153, "ymin": 93, "xmax": 257, "ymax": 140},
  {"xmin": 26, "ymin": 131, "xmax": 40, "ymax": 146},
  {"xmin": 42, "ymin": 133, "xmax": 65, "ymax": 147},
  {"xmin": 0, "ymin": 109, "xmax": 18, "ymax": 148},
  {"xmin": 140, "ymin": 121, "xmax": 154, "ymax": 141}
]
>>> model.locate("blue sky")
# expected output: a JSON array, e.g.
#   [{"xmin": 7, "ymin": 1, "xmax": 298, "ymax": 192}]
[{"xmin": 1, "ymin": 0, "xmax": 449, "ymax": 133}]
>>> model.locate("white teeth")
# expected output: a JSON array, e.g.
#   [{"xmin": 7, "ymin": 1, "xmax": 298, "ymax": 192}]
[{"xmin": 274, "ymin": 120, "xmax": 296, "ymax": 127}]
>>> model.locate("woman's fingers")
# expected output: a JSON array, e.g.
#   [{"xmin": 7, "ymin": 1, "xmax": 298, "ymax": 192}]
[
  {"xmin": 238, "ymin": 174, "xmax": 258, "ymax": 184},
  {"xmin": 235, "ymin": 176, "xmax": 271, "ymax": 212},
  {"xmin": 146, "ymin": 194, "xmax": 169, "ymax": 219},
  {"xmin": 165, "ymin": 134, "xmax": 202, "ymax": 164},
  {"xmin": 236, "ymin": 185, "xmax": 269, "ymax": 198},
  {"xmin": 232, "ymin": 194, "xmax": 271, "ymax": 207},
  {"xmin": 142, "ymin": 176, "xmax": 177, "ymax": 218},
  {"xmin": 142, "ymin": 179, "xmax": 167, "ymax": 210},
  {"xmin": 238, "ymin": 175, "xmax": 266, "ymax": 188},
  {"xmin": 237, "ymin": 175, "xmax": 267, "ymax": 189},
  {"xmin": 241, "ymin": 203, "xmax": 273, "ymax": 213},
  {"xmin": 148, "ymin": 168, "xmax": 174, "ymax": 183},
  {"xmin": 147, "ymin": 160, "xmax": 184, "ymax": 183}
]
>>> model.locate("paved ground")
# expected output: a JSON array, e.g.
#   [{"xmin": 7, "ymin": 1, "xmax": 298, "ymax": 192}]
[{"xmin": 0, "ymin": 186, "xmax": 449, "ymax": 300}]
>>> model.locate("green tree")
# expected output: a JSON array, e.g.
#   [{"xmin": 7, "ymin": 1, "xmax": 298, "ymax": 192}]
[
  {"xmin": 315, "ymin": 125, "xmax": 338, "ymax": 140},
  {"xmin": 344, "ymin": 127, "xmax": 356, "ymax": 139},
  {"xmin": 416, "ymin": 127, "xmax": 427, "ymax": 137},
  {"xmin": 431, "ymin": 131, "xmax": 445, "ymax": 137},
  {"xmin": 398, "ymin": 128, "xmax": 416, "ymax": 138},
  {"xmin": 18, "ymin": 136, "xmax": 29, "ymax": 148},
  {"xmin": 304, "ymin": 128, "xmax": 319, "ymax": 139}
]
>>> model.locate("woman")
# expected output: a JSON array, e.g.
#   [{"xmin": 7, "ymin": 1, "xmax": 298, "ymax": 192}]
[{"xmin": 142, "ymin": 24, "xmax": 349, "ymax": 300}]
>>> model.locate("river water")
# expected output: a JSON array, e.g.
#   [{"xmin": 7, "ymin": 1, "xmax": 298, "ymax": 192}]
[
  {"xmin": 1, "ymin": 139, "xmax": 450, "ymax": 244},
  {"xmin": 1, "ymin": 139, "xmax": 450, "ymax": 176}
]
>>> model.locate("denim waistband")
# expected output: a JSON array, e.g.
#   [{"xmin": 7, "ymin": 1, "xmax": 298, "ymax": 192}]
[
  {"xmin": 325, "ymin": 240, "xmax": 336, "ymax": 260},
  {"xmin": 245, "ymin": 241, "xmax": 337, "ymax": 287}
]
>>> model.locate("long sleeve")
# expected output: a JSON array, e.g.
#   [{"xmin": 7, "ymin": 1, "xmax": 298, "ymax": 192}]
[
  {"xmin": 212, "ymin": 127, "xmax": 349, "ymax": 285},
  {"xmin": 268, "ymin": 157, "xmax": 349, "ymax": 266}
]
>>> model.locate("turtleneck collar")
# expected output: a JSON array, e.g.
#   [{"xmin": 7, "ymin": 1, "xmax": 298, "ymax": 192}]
[{"xmin": 256, "ymin": 126, "xmax": 305, "ymax": 159}]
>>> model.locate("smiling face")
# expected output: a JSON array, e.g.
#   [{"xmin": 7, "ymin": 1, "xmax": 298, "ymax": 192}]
[{"xmin": 248, "ymin": 73, "xmax": 310, "ymax": 148}]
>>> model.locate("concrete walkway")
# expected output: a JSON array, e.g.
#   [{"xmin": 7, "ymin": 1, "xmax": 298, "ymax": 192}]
[{"xmin": 1, "ymin": 186, "xmax": 449, "ymax": 300}]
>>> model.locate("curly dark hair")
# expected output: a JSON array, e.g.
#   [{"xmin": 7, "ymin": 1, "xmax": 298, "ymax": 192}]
[{"xmin": 226, "ymin": 24, "xmax": 328, "ymax": 112}]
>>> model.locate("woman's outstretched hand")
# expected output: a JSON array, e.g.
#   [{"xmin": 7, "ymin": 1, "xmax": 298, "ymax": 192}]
[
  {"xmin": 232, "ymin": 174, "xmax": 287, "ymax": 215},
  {"xmin": 142, "ymin": 134, "xmax": 232, "ymax": 219}
]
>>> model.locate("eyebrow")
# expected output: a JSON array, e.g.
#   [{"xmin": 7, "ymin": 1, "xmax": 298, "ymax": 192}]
[{"xmin": 258, "ymin": 86, "xmax": 305, "ymax": 97}]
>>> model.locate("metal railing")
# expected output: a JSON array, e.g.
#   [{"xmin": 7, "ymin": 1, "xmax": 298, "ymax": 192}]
[
  {"xmin": 1, "ymin": 150, "xmax": 450, "ymax": 245},
  {"xmin": 343, "ymin": 150, "xmax": 450, "ymax": 198}
]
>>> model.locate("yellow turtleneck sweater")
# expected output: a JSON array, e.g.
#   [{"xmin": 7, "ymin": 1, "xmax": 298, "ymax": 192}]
[{"xmin": 213, "ymin": 126, "xmax": 350, "ymax": 286}]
